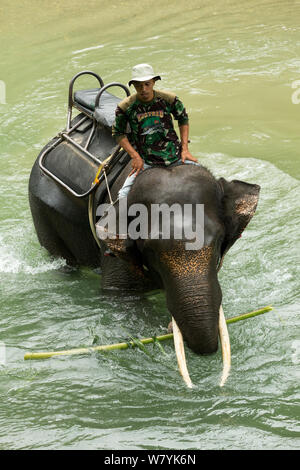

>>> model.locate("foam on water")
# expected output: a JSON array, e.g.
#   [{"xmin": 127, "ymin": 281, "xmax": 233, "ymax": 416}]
[{"xmin": 0, "ymin": 224, "xmax": 66, "ymax": 275}]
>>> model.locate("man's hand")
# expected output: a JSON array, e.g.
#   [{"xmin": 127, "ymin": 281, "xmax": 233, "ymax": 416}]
[
  {"xmin": 181, "ymin": 148, "xmax": 198, "ymax": 163},
  {"xmin": 179, "ymin": 124, "xmax": 198, "ymax": 163},
  {"xmin": 129, "ymin": 154, "xmax": 144, "ymax": 176},
  {"xmin": 118, "ymin": 136, "xmax": 145, "ymax": 177}
]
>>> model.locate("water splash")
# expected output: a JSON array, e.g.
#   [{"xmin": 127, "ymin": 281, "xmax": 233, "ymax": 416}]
[{"xmin": 0, "ymin": 225, "xmax": 66, "ymax": 275}]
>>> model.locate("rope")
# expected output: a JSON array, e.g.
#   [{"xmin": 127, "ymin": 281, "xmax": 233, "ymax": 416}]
[
  {"xmin": 92, "ymin": 153, "xmax": 113, "ymax": 185},
  {"xmin": 88, "ymin": 147, "xmax": 122, "ymax": 248},
  {"xmin": 103, "ymin": 167, "xmax": 113, "ymax": 205}
]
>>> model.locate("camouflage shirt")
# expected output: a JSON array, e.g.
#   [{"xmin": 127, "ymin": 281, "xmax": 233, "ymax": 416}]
[{"xmin": 112, "ymin": 90, "xmax": 189, "ymax": 166}]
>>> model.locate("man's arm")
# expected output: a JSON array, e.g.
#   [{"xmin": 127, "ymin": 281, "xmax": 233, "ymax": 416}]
[
  {"xmin": 170, "ymin": 96, "xmax": 197, "ymax": 163},
  {"xmin": 112, "ymin": 106, "xmax": 144, "ymax": 176},
  {"xmin": 179, "ymin": 124, "xmax": 198, "ymax": 163},
  {"xmin": 118, "ymin": 136, "xmax": 144, "ymax": 176}
]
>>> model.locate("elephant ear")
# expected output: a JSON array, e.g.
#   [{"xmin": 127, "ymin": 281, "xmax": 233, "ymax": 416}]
[{"xmin": 219, "ymin": 178, "xmax": 260, "ymax": 260}]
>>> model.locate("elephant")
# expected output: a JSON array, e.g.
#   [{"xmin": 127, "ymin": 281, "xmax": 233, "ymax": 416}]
[
  {"xmin": 29, "ymin": 108, "xmax": 260, "ymax": 386},
  {"xmin": 98, "ymin": 163, "xmax": 260, "ymax": 355}
]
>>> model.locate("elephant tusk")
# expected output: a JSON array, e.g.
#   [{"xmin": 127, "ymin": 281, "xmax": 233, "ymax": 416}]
[
  {"xmin": 219, "ymin": 305, "xmax": 231, "ymax": 387},
  {"xmin": 172, "ymin": 317, "xmax": 193, "ymax": 389}
]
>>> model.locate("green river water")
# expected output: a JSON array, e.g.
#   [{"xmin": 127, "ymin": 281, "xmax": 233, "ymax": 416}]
[{"xmin": 0, "ymin": 0, "xmax": 299, "ymax": 450}]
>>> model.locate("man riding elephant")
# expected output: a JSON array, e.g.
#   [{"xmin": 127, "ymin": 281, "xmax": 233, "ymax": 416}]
[
  {"xmin": 98, "ymin": 63, "xmax": 201, "ymax": 248},
  {"xmin": 113, "ymin": 63, "xmax": 200, "ymax": 198},
  {"xmin": 28, "ymin": 64, "xmax": 261, "ymax": 386}
]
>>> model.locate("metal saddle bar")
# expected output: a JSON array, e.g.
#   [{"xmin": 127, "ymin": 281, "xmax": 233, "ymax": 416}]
[
  {"xmin": 39, "ymin": 71, "xmax": 130, "ymax": 198},
  {"xmin": 81, "ymin": 82, "xmax": 131, "ymax": 153},
  {"xmin": 39, "ymin": 134, "xmax": 122, "ymax": 199},
  {"xmin": 67, "ymin": 70, "xmax": 104, "ymax": 131}
]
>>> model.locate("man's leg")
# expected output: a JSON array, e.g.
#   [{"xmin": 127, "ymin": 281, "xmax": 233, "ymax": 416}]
[
  {"xmin": 97, "ymin": 163, "xmax": 153, "ymax": 254},
  {"xmin": 118, "ymin": 174, "xmax": 137, "ymax": 199},
  {"xmin": 182, "ymin": 160, "xmax": 201, "ymax": 167},
  {"xmin": 115, "ymin": 162, "xmax": 152, "ymax": 236},
  {"xmin": 118, "ymin": 162, "xmax": 152, "ymax": 199}
]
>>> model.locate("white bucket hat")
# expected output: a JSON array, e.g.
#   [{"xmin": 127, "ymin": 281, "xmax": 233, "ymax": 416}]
[{"xmin": 128, "ymin": 63, "xmax": 161, "ymax": 86}]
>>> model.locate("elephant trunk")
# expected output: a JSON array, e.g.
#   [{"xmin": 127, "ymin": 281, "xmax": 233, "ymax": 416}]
[
  {"xmin": 172, "ymin": 305, "xmax": 231, "ymax": 388},
  {"xmin": 159, "ymin": 245, "xmax": 222, "ymax": 355},
  {"xmin": 167, "ymin": 272, "xmax": 231, "ymax": 387},
  {"xmin": 168, "ymin": 277, "xmax": 221, "ymax": 354}
]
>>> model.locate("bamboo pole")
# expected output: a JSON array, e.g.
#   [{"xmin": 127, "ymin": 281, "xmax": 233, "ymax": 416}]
[
  {"xmin": 225, "ymin": 305, "xmax": 272, "ymax": 324},
  {"xmin": 24, "ymin": 305, "xmax": 273, "ymax": 361}
]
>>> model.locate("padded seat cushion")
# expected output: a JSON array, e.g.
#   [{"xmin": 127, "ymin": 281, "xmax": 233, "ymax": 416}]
[{"xmin": 74, "ymin": 89, "xmax": 121, "ymax": 128}]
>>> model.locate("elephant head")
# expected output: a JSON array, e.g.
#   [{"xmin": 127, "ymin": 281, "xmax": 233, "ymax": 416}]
[{"xmin": 100, "ymin": 165, "xmax": 260, "ymax": 384}]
